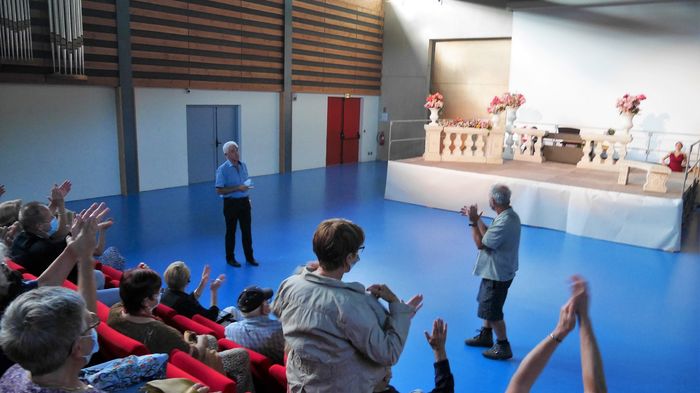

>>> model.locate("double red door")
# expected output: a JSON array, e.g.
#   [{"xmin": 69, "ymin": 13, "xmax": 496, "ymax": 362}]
[{"xmin": 326, "ymin": 97, "xmax": 361, "ymax": 166}]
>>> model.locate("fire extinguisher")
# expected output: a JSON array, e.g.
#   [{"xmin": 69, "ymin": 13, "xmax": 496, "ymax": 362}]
[{"xmin": 377, "ymin": 131, "xmax": 385, "ymax": 146}]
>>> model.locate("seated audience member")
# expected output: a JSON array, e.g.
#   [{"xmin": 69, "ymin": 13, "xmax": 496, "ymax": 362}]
[
  {"xmin": 506, "ymin": 275, "xmax": 606, "ymax": 393},
  {"xmin": 11, "ymin": 182, "xmax": 113, "ymax": 284},
  {"xmin": 0, "ymin": 213, "xmax": 104, "ymax": 392},
  {"xmin": 374, "ymin": 318, "xmax": 454, "ymax": 393},
  {"xmin": 0, "ymin": 204, "xmax": 109, "ymax": 375},
  {"xmin": 661, "ymin": 141, "xmax": 687, "ymax": 172},
  {"xmin": 107, "ymin": 268, "xmax": 254, "ymax": 392},
  {"xmin": 225, "ymin": 286, "xmax": 284, "ymax": 364},
  {"xmin": 161, "ymin": 261, "xmax": 225, "ymax": 321},
  {"xmin": 272, "ymin": 218, "xmax": 423, "ymax": 393}
]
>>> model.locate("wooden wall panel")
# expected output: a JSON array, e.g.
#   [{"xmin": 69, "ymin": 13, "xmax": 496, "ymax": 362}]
[
  {"xmin": 129, "ymin": 0, "xmax": 283, "ymax": 90},
  {"xmin": 1, "ymin": 0, "xmax": 382, "ymax": 95},
  {"xmin": 291, "ymin": 0, "xmax": 383, "ymax": 96}
]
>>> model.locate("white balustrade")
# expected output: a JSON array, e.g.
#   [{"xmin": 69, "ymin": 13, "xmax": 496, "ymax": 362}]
[
  {"xmin": 512, "ymin": 127, "xmax": 547, "ymax": 163},
  {"xmin": 423, "ymin": 124, "xmax": 503, "ymax": 164},
  {"xmin": 576, "ymin": 132, "xmax": 633, "ymax": 172}
]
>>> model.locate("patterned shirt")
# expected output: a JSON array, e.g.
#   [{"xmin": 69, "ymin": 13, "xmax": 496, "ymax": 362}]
[
  {"xmin": 0, "ymin": 364, "xmax": 105, "ymax": 393},
  {"xmin": 224, "ymin": 315, "xmax": 284, "ymax": 364}
]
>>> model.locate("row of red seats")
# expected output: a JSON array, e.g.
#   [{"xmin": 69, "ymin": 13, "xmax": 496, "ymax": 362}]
[{"xmin": 9, "ymin": 259, "xmax": 285, "ymax": 392}]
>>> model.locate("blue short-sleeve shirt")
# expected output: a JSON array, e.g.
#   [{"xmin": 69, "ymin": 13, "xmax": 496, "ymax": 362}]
[
  {"xmin": 215, "ymin": 160, "xmax": 249, "ymax": 199},
  {"xmin": 473, "ymin": 208, "xmax": 521, "ymax": 281}
]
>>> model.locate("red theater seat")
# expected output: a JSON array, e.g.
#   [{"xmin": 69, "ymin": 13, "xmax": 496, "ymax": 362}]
[
  {"xmin": 169, "ymin": 349, "xmax": 236, "ymax": 393},
  {"xmin": 218, "ymin": 338, "xmax": 275, "ymax": 391},
  {"xmin": 154, "ymin": 303, "xmax": 177, "ymax": 322},
  {"xmin": 268, "ymin": 364, "xmax": 287, "ymax": 390},
  {"xmin": 166, "ymin": 362, "xmax": 204, "ymax": 384},
  {"xmin": 98, "ymin": 264, "xmax": 123, "ymax": 281},
  {"xmin": 5, "ymin": 259, "xmax": 26, "ymax": 272},
  {"xmin": 169, "ymin": 314, "xmax": 217, "ymax": 336},
  {"xmin": 95, "ymin": 300, "xmax": 111, "ymax": 322},
  {"xmin": 193, "ymin": 314, "xmax": 226, "ymax": 339},
  {"xmin": 96, "ymin": 323, "xmax": 149, "ymax": 360}
]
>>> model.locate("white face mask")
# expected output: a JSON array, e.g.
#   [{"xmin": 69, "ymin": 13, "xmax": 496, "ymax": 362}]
[
  {"xmin": 151, "ymin": 293, "xmax": 161, "ymax": 311},
  {"xmin": 82, "ymin": 328, "xmax": 99, "ymax": 364}
]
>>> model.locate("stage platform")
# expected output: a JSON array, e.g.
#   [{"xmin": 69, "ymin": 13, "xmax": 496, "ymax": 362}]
[{"xmin": 385, "ymin": 158, "xmax": 684, "ymax": 251}]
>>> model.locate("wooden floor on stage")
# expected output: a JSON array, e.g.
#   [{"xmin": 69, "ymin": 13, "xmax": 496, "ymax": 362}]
[{"xmin": 399, "ymin": 157, "xmax": 686, "ymax": 198}]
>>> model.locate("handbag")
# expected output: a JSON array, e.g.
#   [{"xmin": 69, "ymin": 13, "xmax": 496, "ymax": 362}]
[{"xmin": 140, "ymin": 378, "xmax": 202, "ymax": 393}]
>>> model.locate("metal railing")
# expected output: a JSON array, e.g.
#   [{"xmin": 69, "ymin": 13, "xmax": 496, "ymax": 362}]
[{"xmin": 387, "ymin": 119, "xmax": 430, "ymax": 161}]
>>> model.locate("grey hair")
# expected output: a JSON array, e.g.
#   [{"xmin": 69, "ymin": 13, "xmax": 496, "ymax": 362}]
[
  {"xmin": 0, "ymin": 243, "xmax": 6, "ymax": 261},
  {"xmin": 0, "ymin": 286, "xmax": 85, "ymax": 375},
  {"xmin": 222, "ymin": 141, "xmax": 239, "ymax": 154},
  {"xmin": 490, "ymin": 184, "xmax": 511, "ymax": 206}
]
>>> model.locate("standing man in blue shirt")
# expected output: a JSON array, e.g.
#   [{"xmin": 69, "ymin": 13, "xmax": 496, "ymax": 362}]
[
  {"xmin": 215, "ymin": 141, "xmax": 258, "ymax": 267},
  {"xmin": 461, "ymin": 184, "xmax": 521, "ymax": 360}
]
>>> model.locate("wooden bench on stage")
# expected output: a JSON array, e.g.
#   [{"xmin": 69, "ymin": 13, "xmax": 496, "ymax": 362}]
[{"xmin": 617, "ymin": 160, "xmax": 672, "ymax": 193}]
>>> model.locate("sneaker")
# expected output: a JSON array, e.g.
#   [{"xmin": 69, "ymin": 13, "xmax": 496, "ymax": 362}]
[
  {"xmin": 227, "ymin": 259, "xmax": 241, "ymax": 268},
  {"xmin": 246, "ymin": 259, "xmax": 259, "ymax": 266},
  {"xmin": 483, "ymin": 341, "xmax": 512, "ymax": 360},
  {"xmin": 465, "ymin": 328, "xmax": 493, "ymax": 348}
]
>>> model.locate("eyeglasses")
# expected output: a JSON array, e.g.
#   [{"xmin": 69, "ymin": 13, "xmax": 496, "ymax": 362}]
[
  {"xmin": 80, "ymin": 312, "xmax": 100, "ymax": 336},
  {"xmin": 358, "ymin": 246, "xmax": 365, "ymax": 254}
]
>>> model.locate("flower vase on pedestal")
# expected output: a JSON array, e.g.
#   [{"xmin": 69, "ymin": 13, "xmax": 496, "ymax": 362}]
[
  {"xmin": 490, "ymin": 113, "xmax": 502, "ymax": 130},
  {"xmin": 620, "ymin": 112, "xmax": 635, "ymax": 134},
  {"xmin": 503, "ymin": 108, "xmax": 517, "ymax": 159},
  {"xmin": 428, "ymin": 108, "xmax": 440, "ymax": 125}
]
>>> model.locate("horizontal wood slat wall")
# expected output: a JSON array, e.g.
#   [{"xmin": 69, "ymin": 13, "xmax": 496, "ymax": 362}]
[
  {"xmin": 1, "ymin": 0, "xmax": 383, "ymax": 95},
  {"xmin": 291, "ymin": 0, "xmax": 383, "ymax": 96},
  {"xmin": 129, "ymin": 0, "xmax": 284, "ymax": 91},
  {"xmin": 0, "ymin": 0, "xmax": 119, "ymax": 86}
]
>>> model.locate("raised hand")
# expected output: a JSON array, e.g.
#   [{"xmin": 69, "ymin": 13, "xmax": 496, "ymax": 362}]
[
  {"xmin": 0, "ymin": 184, "xmax": 5, "ymax": 197},
  {"xmin": 67, "ymin": 215, "xmax": 98, "ymax": 260},
  {"xmin": 553, "ymin": 299, "xmax": 577, "ymax": 340},
  {"xmin": 201, "ymin": 264, "xmax": 212, "ymax": 283},
  {"xmin": 424, "ymin": 318, "xmax": 448, "ymax": 353},
  {"xmin": 210, "ymin": 274, "xmax": 226, "ymax": 291},
  {"xmin": 367, "ymin": 284, "xmax": 399, "ymax": 303},
  {"xmin": 406, "ymin": 294, "xmax": 424, "ymax": 318},
  {"xmin": 570, "ymin": 275, "xmax": 590, "ymax": 320}
]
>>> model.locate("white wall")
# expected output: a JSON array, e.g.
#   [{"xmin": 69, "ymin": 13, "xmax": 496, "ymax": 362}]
[
  {"xmin": 381, "ymin": 0, "xmax": 513, "ymax": 159},
  {"xmin": 134, "ymin": 88, "xmax": 279, "ymax": 191},
  {"xmin": 292, "ymin": 93, "xmax": 379, "ymax": 171},
  {"xmin": 0, "ymin": 83, "xmax": 121, "ymax": 202},
  {"xmin": 510, "ymin": 3, "xmax": 700, "ymax": 136}
]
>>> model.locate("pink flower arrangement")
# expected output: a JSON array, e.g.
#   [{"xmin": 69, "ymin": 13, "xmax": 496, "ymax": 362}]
[
  {"xmin": 616, "ymin": 93, "xmax": 646, "ymax": 114},
  {"xmin": 487, "ymin": 92, "xmax": 526, "ymax": 114},
  {"xmin": 440, "ymin": 117, "xmax": 492, "ymax": 130},
  {"xmin": 424, "ymin": 92, "xmax": 444, "ymax": 109}
]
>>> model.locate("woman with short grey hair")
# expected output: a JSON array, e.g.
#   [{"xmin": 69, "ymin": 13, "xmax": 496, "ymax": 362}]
[{"xmin": 0, "ymin": 286, "xmax": 104, "ymax": 392}]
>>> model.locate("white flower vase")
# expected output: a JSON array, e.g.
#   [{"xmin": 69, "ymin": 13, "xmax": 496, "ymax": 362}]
[
  {"xmin": 490, "ymin": 113, "xmax": 502, "ymax": 130},
  {"xmin": 428, "ymin": 108, "xmax": 440, "ymax": 125},
  {"xmin": 503, "ymin": 107, "xmax": 518, "ymax": 159},
  {"xmin": 620, "ymin": 112, "xmax": 635, "ymax": 134}
]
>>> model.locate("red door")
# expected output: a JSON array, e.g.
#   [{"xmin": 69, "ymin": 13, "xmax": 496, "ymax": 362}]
[{"xmin": 326, "ymin": 97, "xmax": 361, "ymax": 166}]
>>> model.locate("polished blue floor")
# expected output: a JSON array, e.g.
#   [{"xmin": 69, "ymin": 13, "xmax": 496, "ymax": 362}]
[{"xmin": 67, "ymin": 161, "xmax": 700, "ymax": 393}]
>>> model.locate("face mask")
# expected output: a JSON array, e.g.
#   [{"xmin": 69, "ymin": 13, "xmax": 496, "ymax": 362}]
[
  {"xmin": 82, "ymin": 328, "xmax": 99, "ymax": 364},
  {"xmin": 151, "ymin": 293, "xmax": 161, "ymax": 311},
  {"xmin": 46, "ymin": 217, "xmax": 59, "ymax": 236}
]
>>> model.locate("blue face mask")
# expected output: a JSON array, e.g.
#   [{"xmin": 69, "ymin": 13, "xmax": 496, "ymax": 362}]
[
  {"xmin": 82, "ymin": 328, "xmax": 99, "ymax": 364},
  {"xmin": 47, "ymin": 217, "xmax": 59, "ymax": 236}
]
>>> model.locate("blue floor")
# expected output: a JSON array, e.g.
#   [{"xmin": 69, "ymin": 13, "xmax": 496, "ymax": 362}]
[{"xmin": 67, "ymin": 161, "xmax": 700, "ymax": 393}]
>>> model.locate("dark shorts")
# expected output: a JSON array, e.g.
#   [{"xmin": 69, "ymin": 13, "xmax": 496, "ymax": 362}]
[{"xmin": 477, "ymin": 278, "xmax": 513, "ymax": 321}]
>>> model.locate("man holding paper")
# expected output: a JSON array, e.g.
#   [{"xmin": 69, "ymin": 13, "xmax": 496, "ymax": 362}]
[
  {"xmin": 216, "ymin": 141, "xmax": 258, "ymax": 267},
  {"xmin": 461, "ymin": 184, "xmax": 520, "ymax": 360}
]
